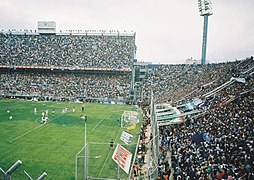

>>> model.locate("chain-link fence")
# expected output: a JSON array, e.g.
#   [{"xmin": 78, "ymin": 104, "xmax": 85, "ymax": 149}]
[{"xmin": 147, "ymin": 92, "xmax": 159, "ymax": 179}]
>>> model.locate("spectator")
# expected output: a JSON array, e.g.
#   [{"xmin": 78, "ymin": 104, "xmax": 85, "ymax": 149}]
[
  {"xmin": 0, "ymin": 34, "xmax": 135, "ymax": 68},
  {"xmin": 0, "ymin": 72, "xmax": 131, "ymax": 100}
]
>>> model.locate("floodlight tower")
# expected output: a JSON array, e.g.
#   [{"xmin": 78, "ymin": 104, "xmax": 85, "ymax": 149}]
[{"xmin": 198, "ymin": 0, "xmax": 213, "ymax": 64}]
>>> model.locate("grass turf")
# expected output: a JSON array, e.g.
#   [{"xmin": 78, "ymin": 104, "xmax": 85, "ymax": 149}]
[{"xmin": 0, "ymin": 99, "xmax": 141, "ymax": 179}]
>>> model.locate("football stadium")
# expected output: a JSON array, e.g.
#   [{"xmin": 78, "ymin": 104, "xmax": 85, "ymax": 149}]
[{"xmin": 1, "ymin": 1, "xmax": 254, "ymax": 180}]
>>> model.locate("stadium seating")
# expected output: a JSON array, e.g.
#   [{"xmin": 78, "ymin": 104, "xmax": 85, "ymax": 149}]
[
  {"xmin": 0, "ymin": 34, "xmax": 135, "ymax": 68},
  {"xmin": 0, "ymin": 72, "xmax": 131, "ymax": 101},
  {"xmin": 140, "ymin": 58, "xmax": 254, "ymax": 179},
  {"xmin": 142, "ymin": 61, "xmax": 240, "ymax": 104}
]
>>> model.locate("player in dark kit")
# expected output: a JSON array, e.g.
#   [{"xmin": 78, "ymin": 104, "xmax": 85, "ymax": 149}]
[{"xmin": 110, "ymin": 139, "xmax": 114, "ymax": 149}]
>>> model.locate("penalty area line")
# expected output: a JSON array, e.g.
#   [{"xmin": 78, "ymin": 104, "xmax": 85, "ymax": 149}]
[
  {"xmin": 97, "ymin": 148, "xmax": 113, "ymax": 178},
  {"xmin": 97, "ymin": 127, "xmax": 122, "ymax": 178},
  {"xmin": 90, "ymin": 115, "xmax": 107, "ymax": 132}
]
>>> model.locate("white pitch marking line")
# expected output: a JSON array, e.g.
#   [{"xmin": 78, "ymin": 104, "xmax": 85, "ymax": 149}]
[
  {"xmin": 91, "ymin": 115, "xmax": 107, "ymax": 132},
  {"xmin": 97, "ymin": 148, "xmax": 113, "ymax": 178},
  {"xmin": 17, "ymin": 142, "xmax": 82, "ymax": 148},
  {"xmin": 97, "ymin": 128, "xmax": 122, "ymax": 178},
  {"xmin": 9, "ymin": 124, "xmax": 43, "ymax": 143},
  {"xmin": 9, "ymin": 115, "xmax": 63, "ymax": 143}
]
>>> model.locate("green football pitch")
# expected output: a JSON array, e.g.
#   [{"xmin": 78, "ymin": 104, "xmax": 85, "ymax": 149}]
[{"xmin": 0, "ymin": 99, "xmax": 141, "ymax": 179}]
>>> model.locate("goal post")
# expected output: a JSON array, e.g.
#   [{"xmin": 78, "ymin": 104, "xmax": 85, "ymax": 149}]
[{"xmin": 75, "ymin": 144, "xmax": 88, "ymax": 180}]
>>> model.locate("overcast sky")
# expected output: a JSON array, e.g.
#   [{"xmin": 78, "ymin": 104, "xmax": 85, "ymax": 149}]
[{"xmin": 1, "ymin": 0, "xmax": 254, "ymax": 64}]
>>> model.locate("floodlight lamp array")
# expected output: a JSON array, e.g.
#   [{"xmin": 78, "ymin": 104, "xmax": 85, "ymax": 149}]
[{"xmin": 198, "ymin": 0, "xmax": 213, "ymax": 16}]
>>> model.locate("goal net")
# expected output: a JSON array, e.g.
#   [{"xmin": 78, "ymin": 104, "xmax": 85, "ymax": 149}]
[
  {"xmin": 75, "ymin": 142, "xmax": 135, "ymax": 180},
  {"xmin": 120, "ymin": 111, "xmax": 140, "ymax": 130},
  {"xmin": 75, "ymin": 144, "xmax": 88, "ymax": 180}
]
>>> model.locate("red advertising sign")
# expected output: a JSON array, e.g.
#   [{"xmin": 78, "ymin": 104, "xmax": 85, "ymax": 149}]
[{"xmin": 112, "ymin": 144, "xmax": 132, "ymax": 174}]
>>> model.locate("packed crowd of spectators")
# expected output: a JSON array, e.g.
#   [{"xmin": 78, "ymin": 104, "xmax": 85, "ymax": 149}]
[
  {"xmin": 0, "ymin": 34, "xmax": 135, "ymax": 68},
  {"xmin": 142, "ymin": 61, "xmax": 240, "ymax": 104},
  {"xmin": 0, "ymin": 72, "xmax": 131, "ymax": 100},
  {"xmin": 168, "ymin": 79, "xmax": 253, "ymax": 179},
  {"xmin": 140, "ymin": 57, "xmax": 253, "ymax": 179}
]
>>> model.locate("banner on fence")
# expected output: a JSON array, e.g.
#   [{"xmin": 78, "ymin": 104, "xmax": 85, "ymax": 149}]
[
  {"xmin": 120, "ymin": 131, "xmax": 134, "ymax": 144},
  {"xmin": 184, "ymin": 102, "xmax": 196, "ymax": 110},
  {"xmin": 112, "ymin": 144, "xmax": 132, "ymax": 174}
]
